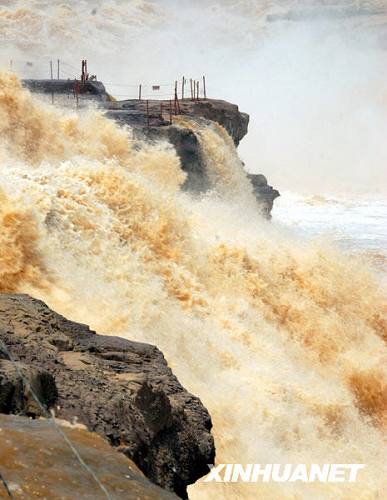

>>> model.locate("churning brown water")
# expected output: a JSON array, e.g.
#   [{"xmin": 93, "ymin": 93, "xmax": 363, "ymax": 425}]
[{"xmin": 0, "ymin": 74, "xmax": 386, "ymax": 499}]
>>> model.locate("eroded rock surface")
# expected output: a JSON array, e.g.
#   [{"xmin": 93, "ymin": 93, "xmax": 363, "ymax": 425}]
[
  {"xmin": 0, "ymin": 413, "xmax": 177, "ymax": 499},
  {"xmin": 0, "ymin": 294, "xmax": 214, "ymax": 498}
]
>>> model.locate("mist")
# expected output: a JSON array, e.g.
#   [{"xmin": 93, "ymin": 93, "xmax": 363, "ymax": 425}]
[{"xmin": 1, "ymin": 1, "xmax": 386, "ymax": 193}]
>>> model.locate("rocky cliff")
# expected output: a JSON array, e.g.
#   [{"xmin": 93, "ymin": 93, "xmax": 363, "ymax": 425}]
[
  {"xmin": 0, "ymin": 294, "xmax": 215, "ymax": 498},
  {"xmin": 108, "ymin": 98, "xmax": 279, "ymax": 215},
  {"xmin": 22, "ymin": 78, "xmax": 280, "ymax": 216}
]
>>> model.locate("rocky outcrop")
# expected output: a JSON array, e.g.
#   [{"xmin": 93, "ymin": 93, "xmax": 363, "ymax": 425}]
[
  {"xmin": 145, "ymin": 124, "xmax": 209, "ymax": 193},
  {"xmin": 0, "ymin": 413, "xmax": 177, "ymax": 499},
  {"xmin": 247, "ymin": 173, "xmax": 280, "ymax": 218},
  {"xmin": 22, "ymin": 78, "xmax": 280, "ymax": 216},
  {"xmin": 107, "ymin": 99, "xmax": 280, "ymax": 213},
  {"xmin": 107, "ymin": 97, "xmax": 248, "ymax": 146},
  {"xmin": 22, "ymin": 78, "xmax": 110, "ymax": 102},
  {"xmin": 179, "ymin": 99, "xmax": 249, "ymax": 146},
  {"xmin": 0, "ymin": 358, "xmax": 57, "ymax": 416},
  {"xmin": 0, "ymin": 294, "xmax": 214, "ymax": 498}
]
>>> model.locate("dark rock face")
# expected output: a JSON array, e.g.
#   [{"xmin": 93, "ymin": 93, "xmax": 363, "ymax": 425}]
[
  {"xmin": 247, "ymin": 174, "xmax": 280, "ymax": 218},
  {"xmin": 22, "ymin": 79, "xmax": 110, "ymax": 101},
  {"xmin": 0, "ymin": 360, "xmax": 57, "ymax": 416},
  {"xmin": 179, "ymin": 99, "xmax": 249, "ymax": 147},
  {"xmin": 146, "ymin": 124, "xmax": 210, "ymax": 193},
  {"xmin": 0, "ymin": 294, "xmax": 214, "ymax": 498}
]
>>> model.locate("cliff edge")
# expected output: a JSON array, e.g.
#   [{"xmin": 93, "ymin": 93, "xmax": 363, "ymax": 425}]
[{"xmin": 0, "ymin": 294, "xmax": 215, "ymax": 498}]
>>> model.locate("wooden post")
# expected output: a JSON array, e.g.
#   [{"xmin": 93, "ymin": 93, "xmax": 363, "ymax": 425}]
[
  {"xmin": 169, "ymin": 100, "xmax": 172, "ymax": 124},
  {"xmin": 139, "ymin": 84, "xmax": 142, "ymax": 100},
  {"xmin": 196, "ymin": 81, "xmax": 199, "ymax": 100},
  {"xmin": 146, "ymin": 99, "xmax": 150, "ymax": 128},
  {"xmin": 174, "ymin": 80, "xmax": 179, "ymax": 115},
  {"xmin": 190, "ymin": 79, "xmax": 193, "ymax": 100},
  {"xmin": 181, "ymin": 76, "xmax": 185, "ymax": 100},
  {"xmin": 50, "ymin": 60, "xmax": 53, "ymax": 80},
  {"xmin": 203, "ymin": 75, "xmax": 206, "ymax": 99},
  {"xmin": 74, "ymin": 80, "xmax": 79, "ymax": 108},
  {"xmin": 57, "ymin": 59, "xmax": 60, "ymax": 79}
]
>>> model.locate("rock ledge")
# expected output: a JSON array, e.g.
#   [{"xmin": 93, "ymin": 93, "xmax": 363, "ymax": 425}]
[{"xmin": 0, "ymin": 294, "xmax": 214, "ymax": 498}]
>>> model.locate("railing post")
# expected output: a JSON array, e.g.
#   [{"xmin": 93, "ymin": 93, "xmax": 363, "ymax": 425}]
[
  {"xmin": 139, "ymin": 84, "xmax": 142, "ymax": 100},
  {"xmin": 181, "ymin": 76, "xmax": 185, "ymax": 100},
  {"xmin": 203, "ymin": 75, "xmax": 206, "ymax": 99}
]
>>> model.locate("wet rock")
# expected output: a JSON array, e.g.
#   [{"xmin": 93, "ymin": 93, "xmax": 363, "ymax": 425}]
[
  {"xmin": 247, "ymin": 173, "xmax": 280, "ymax": 218},
  {"xmin": 0, "ymin": 360, "xmax": 57, "ymax": 416},
  {"xmin": 0, "ymin": 294, "xmax": 214, "ymax": 498},
  {"xmin": 0, "ymin": 413, "xmax": 177, "ymax": 499}
]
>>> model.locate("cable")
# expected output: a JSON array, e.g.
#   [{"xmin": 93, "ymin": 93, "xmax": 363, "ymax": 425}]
[
  {"xmin": 0, "ymin": 472, "xmax": 13, "ymax": 498},
  {"xmin": 0, "ymin": 337, "xmax": 112, "ymax": 500}
]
